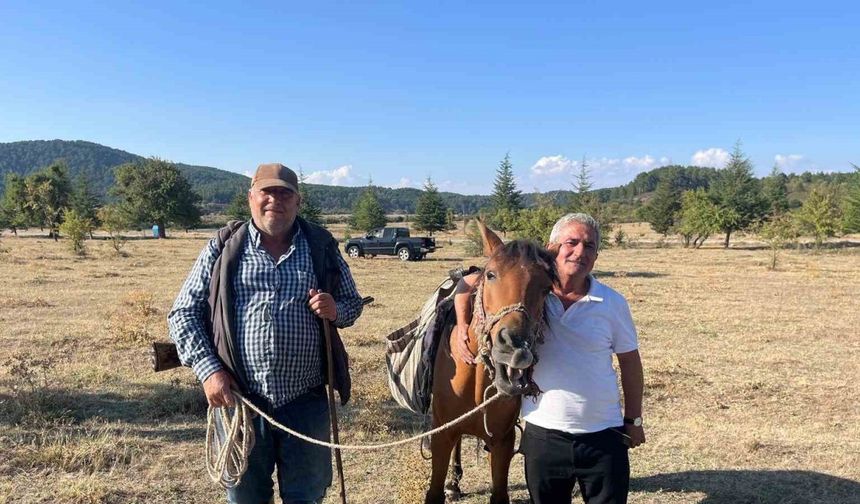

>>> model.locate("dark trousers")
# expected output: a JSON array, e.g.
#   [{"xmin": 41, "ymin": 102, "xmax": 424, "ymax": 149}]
[
  {"xmin": 216, "ymin": 387, "xmax": 332, "ymax": 504},
  {"xmin": 521, "ymin": 422, "xmax": 630, "ymax": 504}
]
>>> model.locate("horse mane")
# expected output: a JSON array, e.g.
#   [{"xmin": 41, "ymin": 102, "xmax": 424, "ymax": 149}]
[{"xmin": 489, "ymin": 240, "xmax": 559, "ymax": 286}]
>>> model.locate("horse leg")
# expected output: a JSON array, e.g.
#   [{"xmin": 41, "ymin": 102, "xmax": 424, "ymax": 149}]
[
  {"xmin": 444, "ymin": 437, "xmax": 464, "ymax": 501},
  {"xmin": 425, "ymin": 431, "xmax": 458, "ymax": 504},
  {"xmin": 487, "ymin": 429, "xmax": 516, "ymax": 504}
]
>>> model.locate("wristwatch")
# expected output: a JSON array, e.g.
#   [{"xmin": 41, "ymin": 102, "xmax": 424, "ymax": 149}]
[{"xmin": 623, "ymin": 416, "xmax": 643, "ymax": 427}]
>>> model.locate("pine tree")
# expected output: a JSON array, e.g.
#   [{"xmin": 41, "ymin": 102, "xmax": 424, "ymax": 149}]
[
  {"xmin": 69, "ymin": 175, "xmax": 101, "ymax": 237},
  {"xmin": 1, "ymin": 173, "xmax": 33, "ymax": 236},
  {"xmin": 762, "ymin": 164, "xmax": 789, "ymax": 216},
  {"xmin": 570, "ymin": 156, "xmax": 613, "ymax": 245},
  {"xmin": 350, "ymin": 181, "xmax": 386, "ymax": 233},
  {"xmin": 414, "ymin": 177, "xmax": 448, "ymax": 235},
  {"xmin": 842, "ymin": 164, "xmax": 860, "ymax": 234},
  {"xmin": 641, "ymin": 177, "xmax": 681, "ymax": 235},
  {"xmin": 708, "ymin": 141, "xmax": 767, "ymax": 247},
  {"xmin": 490, "ymin": 153, "xmax": 522, "ymax": 235},
  {"xmin": 298, "ymin": 169, "xmax": 323, "ymax": 226},
  {"xmin": 570, "ymin": 156, "xmax": 595, "ymax": 212},
  {"xmin": 225, "ymin": 192, "xmax": 251, "ymax": 221},
  {"xmin": 797, "ymin": 184, "xmax": 841, "ymax": 248}
]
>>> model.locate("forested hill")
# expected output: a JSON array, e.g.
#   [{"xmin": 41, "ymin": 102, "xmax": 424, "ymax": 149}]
[
  {"xmin": 0, "ymin": 140, "xmax": 249, "ymax": 204},
  {"xmin": 1, "ymin": 140, "xmax": 852, "ymax": 215}
]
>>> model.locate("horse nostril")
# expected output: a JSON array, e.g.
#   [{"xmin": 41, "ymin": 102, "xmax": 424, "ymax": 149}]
[
  {"xmin": 497, "ymin": 327, "xmax": 512, "ymax": 347},
  {"xmin": 510, "ymin": 348, "xmax": 534, "ymax": 369}
]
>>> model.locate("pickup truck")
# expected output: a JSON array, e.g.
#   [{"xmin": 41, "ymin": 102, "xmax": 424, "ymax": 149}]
[{"xmin": 344, "ymin": 227, "xmax": 436, "ymax": 261}]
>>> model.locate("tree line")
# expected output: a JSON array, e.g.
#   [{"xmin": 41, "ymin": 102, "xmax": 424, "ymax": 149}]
[
  {"xmin": 0, "ymin": 158, "xmax": 202, "ymax": 253},
  {"xmin": 4, "ymin": 145, "xmax": 859, "ymax": 255},
  {"xmin": 0, "ymin": 140, "xmax": 249, "ymax": 204},
  {"xmin": 368, "ymin": 145, "xmax": 860, "ymax": 252},
  {"xmin": 637, "ymin": 143, "xmax": 860, "ymax": 249}
]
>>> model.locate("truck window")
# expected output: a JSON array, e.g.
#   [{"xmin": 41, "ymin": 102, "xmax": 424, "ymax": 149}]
[
  {"xmin": 395, "ymin": 228, "xmax": 409, "ymax": 238},
  {"xmin": 373, "ymin": 229, "xmax": 384, "ymax": 239}
]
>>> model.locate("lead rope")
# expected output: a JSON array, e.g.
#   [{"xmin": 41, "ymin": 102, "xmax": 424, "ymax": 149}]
[
  {"xmin": 205, "ymin": 400, "xmax": 255, "ymax": 488},
  {"xmin": 204, "ymin": 391, "xmax": 505, "ymax": 489}
]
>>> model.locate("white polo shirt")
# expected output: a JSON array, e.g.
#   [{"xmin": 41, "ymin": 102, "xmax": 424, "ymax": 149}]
[{"xmin": 521, "ymin": 276, "xmax": 638, "ymax": 434}]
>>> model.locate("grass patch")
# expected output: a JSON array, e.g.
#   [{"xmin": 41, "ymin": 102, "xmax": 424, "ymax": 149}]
[{"xmin": 0, "ymin": 227, "xmax": 857, "ymax": 502}]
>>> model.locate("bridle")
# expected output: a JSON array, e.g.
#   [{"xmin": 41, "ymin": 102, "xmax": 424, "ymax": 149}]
[{"xmin": 471, "ymin": 274, "xmax": 546, "ymax": 396}]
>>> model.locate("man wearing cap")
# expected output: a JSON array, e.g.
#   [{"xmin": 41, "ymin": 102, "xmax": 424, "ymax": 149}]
[{"xmin": 169, "ymin": 163, "xmax": 364, "ymax": 504}]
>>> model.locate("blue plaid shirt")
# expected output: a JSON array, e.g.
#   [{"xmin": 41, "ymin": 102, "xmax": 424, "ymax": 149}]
[{"xmin": 168, "ymin": 221, "xmax": 363, "ymax": 407}]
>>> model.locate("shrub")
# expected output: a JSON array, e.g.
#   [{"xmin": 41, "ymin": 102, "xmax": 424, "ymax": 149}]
[
  {"xmin": 58, "ymin": 208, "xmax": 93, "ymax": 256},
  {"xmin": 97, "ymin": 205, "xmax": 129, "ymax": 254},
  {"xmin": 463, "ymin": 220, "xmax": 483, "ymax": 257},
  {"xmin": 108, "ymin": 290, "xmax": 161, "ymax": 344},
  {"xmin": 613, "ymin": 228, "xmax": 626, "ymax": 248},
  {"xmin": 758, "ymin": 214, "xmax": 801, "ymax": 270},
  {"xmin": 5, "ymin": 351, "xmax": 61, "ymax": 395}
]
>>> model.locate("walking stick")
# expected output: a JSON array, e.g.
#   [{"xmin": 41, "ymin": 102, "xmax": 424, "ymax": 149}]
[
  {"xmin": 321, "ymin": 295, "xmax": 372, "ymax": 504},
  {"xmin": 322, "ymin": 316, "xmax": 348, "ymax": 504}
]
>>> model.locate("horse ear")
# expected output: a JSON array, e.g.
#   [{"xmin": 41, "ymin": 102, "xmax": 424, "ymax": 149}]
[{"xmin": 476, "ymin": 218, "xmax": 503, "ymax": 257}]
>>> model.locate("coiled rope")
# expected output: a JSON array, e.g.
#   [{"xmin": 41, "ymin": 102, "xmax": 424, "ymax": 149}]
[{"xmin": 205, "ymin": 389, "xmax": 505, "ymax": 488}]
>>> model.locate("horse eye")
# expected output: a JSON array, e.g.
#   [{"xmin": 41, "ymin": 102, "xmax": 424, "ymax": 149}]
[{"xmin": 486, "ymin": 271, "xmax": 497, "ymax": 281}]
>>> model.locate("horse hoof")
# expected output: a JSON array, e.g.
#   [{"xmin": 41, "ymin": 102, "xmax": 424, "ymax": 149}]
[{"xmin": 444, "ymin": 485, "xmax": 461, "ymax": 502}]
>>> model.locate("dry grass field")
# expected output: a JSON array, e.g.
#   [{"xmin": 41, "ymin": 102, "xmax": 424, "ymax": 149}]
[{"xmin": 1, "ymin": 223, "xmax": 858, "ymax": 504}]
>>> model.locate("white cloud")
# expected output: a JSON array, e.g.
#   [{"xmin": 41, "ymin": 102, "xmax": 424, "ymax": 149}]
[
  {"xmin": 622, "ymin": 155, "xmax": 670, "ymax": 170},
  {"xmin": 531, "ymin": 155, "xmax": 575, "ymax": 176},
  {"xmin": 774, "ymin": 154, "xmax": 814, "ymax": 172},
  {"xmin": 691, "ymin": 148, "xmax": 730, "ymax": 168},
  {"xmin": 394, "ymin": 177, "xmax": 416, "ymax": 188},
  {"xmin": 305, "ymin": 164, "xmax": 355, "ymax": 186},
  {"xmin": 529, "ymin": 154, "xmax": 670, "ymax": 190}
]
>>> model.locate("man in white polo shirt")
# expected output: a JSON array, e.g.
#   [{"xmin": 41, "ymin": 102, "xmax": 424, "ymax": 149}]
[{"xmin": 453, "ymin": 213, "xmax": 645, "ymax": 504}]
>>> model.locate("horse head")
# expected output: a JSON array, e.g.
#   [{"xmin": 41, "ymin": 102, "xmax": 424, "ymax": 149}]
[{"xmin": 473, "ymin": 220, "xmax": 558, "ymax": 396}]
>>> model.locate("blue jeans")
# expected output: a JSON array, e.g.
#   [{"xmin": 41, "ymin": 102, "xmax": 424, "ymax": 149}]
[{"xmin": 219, "ymin": 387, "xmax": 332, "ymax": 504}]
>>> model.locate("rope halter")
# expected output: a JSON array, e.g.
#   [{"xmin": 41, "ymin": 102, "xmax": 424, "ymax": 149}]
[{"xmin": 471, "ymin": 275, "xmax": 545, "ymax": 394}]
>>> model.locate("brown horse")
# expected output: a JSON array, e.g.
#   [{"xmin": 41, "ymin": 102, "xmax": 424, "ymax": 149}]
[{"xmin": 425, "ymin": 221, "xmax": 558, "ymax": 504}]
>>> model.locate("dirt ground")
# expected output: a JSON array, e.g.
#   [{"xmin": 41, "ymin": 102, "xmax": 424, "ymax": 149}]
[{"xmin": 0, "ymin": 223, "xmax": 858, "ymax": 503}]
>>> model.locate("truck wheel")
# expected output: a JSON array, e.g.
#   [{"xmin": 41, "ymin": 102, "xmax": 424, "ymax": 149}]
[
  {"xmin": 397, "ymin": 247, "xmax": 412, "ymax": 261},
  {"xmin": 347, "ymin": 245, "xmax": 361, "ymax": 258}
]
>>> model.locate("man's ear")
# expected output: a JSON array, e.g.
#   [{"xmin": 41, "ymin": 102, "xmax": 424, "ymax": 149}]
[
  {"xmin": 546, "ymin": 242, "xmax": 561, "ymax": 258},
  {"xmin": 476, "ymin": 218, "xmax": 503, "ymax": 257}
]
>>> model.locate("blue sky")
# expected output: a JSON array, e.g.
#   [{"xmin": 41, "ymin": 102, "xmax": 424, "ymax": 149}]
[{"xmin": 1, "ymin": 1, "xmax": 857, "ymax": 194}]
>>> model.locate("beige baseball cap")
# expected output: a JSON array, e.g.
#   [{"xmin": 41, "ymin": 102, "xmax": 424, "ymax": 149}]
[{"xmin": 251, "ymin": 163, "xmax": 299, "ymax": 193}]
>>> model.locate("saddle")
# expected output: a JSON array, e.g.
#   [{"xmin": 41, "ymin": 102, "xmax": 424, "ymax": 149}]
[{"xmin": 384, "ymin": 266, "xmax": 480, "ymax": 415}]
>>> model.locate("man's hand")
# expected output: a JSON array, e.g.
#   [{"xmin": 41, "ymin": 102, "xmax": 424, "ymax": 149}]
[
  {"xmin": 203, "ymin": 370, "xmax": 237, "ymax": 408},
  {"xmin": 625, "ymin": 425, "xmax": 646, "ymax": 448},
  {"xmin": 308, "ymin": 289, "xmax": 337, "ymax": 321},
  {"xmin": 453, "ymin": 323, "xmax": 476, "ymax": 365}
]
